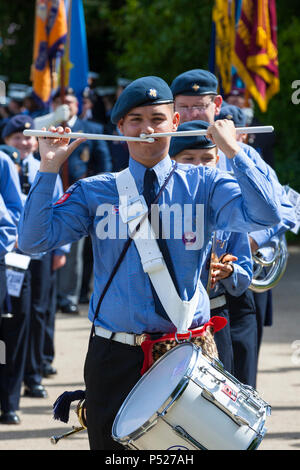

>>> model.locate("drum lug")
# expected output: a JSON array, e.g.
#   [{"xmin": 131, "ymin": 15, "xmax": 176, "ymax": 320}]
[
  {"xmin": 201, "ymin": 387, "xmax": 250, "ymax": 427},
  {"xmin": 198, "ymin": 365, "xmax": 226, "ymax": 385},
  {"xmin": 173, "ymin": 424, "xmax": 207, "ymax": 450}
]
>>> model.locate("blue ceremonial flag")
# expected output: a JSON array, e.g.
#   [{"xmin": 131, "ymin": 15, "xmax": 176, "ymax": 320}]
[{"xmin": 63, "ymin": 0, "xmax": 89, "ymax": 103}]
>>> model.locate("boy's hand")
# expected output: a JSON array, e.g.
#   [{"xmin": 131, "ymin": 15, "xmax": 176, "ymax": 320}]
[
  {"xmin": 39, "ymin": 126, "xmax": 86, "ymax": 173},
  {"xmin": 207, "ymin": 120, "xmax": 240, "ymax": 159},
  {"xmin": 210, "ymin": 253, "xmax": 237, "ymax": 288}
]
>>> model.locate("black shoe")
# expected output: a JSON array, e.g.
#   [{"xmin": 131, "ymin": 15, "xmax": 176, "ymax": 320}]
[
  {"xmin": 43, "ymin": 364, "xmax": 57, "ymax": 378},
  {"xmin": 24, "ymin": 384, "xmax": 48, "ymax": 398},
  {"xmin": 0, "ymin": 411, "xmax": 20, "ymax": 424},
  {"xmin": 60, "ymin": 303, "xmax": 80, "ymax": 314}
]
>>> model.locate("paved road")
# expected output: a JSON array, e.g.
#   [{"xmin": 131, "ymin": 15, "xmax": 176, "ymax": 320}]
[{"xmin": 0, "ymin": 247, "xmax": 299, "ymax": 451}]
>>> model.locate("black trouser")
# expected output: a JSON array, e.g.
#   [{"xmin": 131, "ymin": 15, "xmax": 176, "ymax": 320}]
[
  {"xmin": 43, "ymin": 269, "xmax": 58, "ymax": 367},
  {"xmin": 226, "ymin": 290, "xmax": 258, "ymax": 388},
  {"xmin": 252, "ymin": 289, "xmax": 272, "ymax": 357},
  {"xmin": 0, "ymin": 269, "xmax": 31, "ymax": 412},
  {"xmin": 211, "ymin": 304, "xmax": 233, "ymax": 374},
  {"xmin": 24, "ymin": 253, "xmax": 52, "ymax": 388},
  {"xmin": 84, "ymin": 334, "xmax": 144, "ymax": 450}
]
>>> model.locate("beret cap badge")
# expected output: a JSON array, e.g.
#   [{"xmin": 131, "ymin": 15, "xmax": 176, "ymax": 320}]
[
  {"xmin": 147, "ymin": 88, "xmax": 158, "ymax": 99},
  {"xmin": 25, "ymin": 122, "xmax": 31, "ymax": 128},
  {"xmin": 192, "ymin": 83, "xmax": 200, "ymax": 92}
]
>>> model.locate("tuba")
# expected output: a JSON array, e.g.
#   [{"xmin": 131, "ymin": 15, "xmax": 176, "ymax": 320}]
[{"xmin": 249, "ymin": 236, "xmax": 288, "ymax": 293}]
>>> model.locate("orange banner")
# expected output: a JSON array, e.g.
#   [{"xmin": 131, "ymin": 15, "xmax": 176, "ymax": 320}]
[{"xmin": 32, "ymin": 0, "xmax": 67, "ymax": 107}]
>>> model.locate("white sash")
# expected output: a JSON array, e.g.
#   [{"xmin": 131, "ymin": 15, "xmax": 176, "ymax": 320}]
[{"xmin": 116, "ymin": 168, "xmax": 199, "ymax": 333}]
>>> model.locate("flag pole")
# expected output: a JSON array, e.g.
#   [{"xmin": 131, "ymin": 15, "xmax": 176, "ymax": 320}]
[{"xmin": 60, "ymin": 58, "xmax": 69, "ymax": 191}]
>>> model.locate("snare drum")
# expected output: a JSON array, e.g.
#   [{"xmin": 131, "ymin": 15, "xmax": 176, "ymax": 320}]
[{"xmin": 112, "ymin": 342, "xmax": 271, "ymax": 450}]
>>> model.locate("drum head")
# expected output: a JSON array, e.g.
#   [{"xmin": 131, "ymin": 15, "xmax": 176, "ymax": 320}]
[{"xmin": 113, "ymin": 342, "xmax": 196, "ymax": 439}]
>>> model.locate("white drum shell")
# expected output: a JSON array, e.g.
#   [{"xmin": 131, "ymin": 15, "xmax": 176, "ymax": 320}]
[{"xmin": 112, "ymin": 343, "xmax": 269, "ymax": 450}]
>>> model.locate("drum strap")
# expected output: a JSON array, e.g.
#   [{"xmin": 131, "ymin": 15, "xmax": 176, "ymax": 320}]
[
  {"xmin": 116, "ymin": 166, "xmax": 200, "ymax": 334},
  {"xmin": 89, "ymin": 163, "xmax": 177, "ymax": 338}
]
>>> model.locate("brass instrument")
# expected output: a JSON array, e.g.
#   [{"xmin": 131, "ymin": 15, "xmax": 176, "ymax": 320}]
[
  {"xmin": 50, "ymin": 399, "xmax": 87, "ymax": 445},
  {"xmin": 249, "ymin": 236, "xmax": 288, "ymax": 293}
]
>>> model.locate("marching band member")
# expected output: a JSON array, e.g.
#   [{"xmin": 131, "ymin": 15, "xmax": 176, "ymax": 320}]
[
  {"xmin": 216, "ymin": 105, "xmax": 296, "ymax": 381},
  {"xmin": 18, "ymin": 76, "xmax": 281, "ymax": 449},
  {"xmin": 171, "ymin": 69, "xmax": 296, "ymax": 386},
  {"xmin": 0, "ymin": 149, "xmax": 24, "ymax": 424},
  {"xmin": 169, "ymin": 119, "xmax": 253, "ymax": 374},
  {"xmin": 2, "ymin": 114, "xmax": 68, "ymax": 398}
]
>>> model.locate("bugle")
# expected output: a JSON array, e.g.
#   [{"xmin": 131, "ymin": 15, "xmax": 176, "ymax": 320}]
[{"xmin": 50, "ymin": 398, "xmax": 87, "ymax": 445}]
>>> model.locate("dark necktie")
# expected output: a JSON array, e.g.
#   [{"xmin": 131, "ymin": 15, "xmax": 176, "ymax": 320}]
[{"xmin": 143, "ymin": 168, "xmax": 180, "ymax": 322}]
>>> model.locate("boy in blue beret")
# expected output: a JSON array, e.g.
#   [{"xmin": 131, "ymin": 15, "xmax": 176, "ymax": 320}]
[
  {"xmin": 169, "ymin": 120, "xmax": 254, "ymax": 374},
  {"xmin": 18, "ymin": 76, "xmax": 281, "ymax": 449}
]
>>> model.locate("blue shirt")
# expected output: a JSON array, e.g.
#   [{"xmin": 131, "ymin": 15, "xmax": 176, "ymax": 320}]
[
  {"xmin": 20, "ymin": 153, "xmax": 70, "ymax": 257},
  {"xmin": 0, "ymin": 151, "xmax": 23, "ymax": 226},
  {"xmin": 0, "ymin": 193, "xmax": 18, "ymax": 258},
  {"xmin": 218, "ymin": 142, "xmax": 296, "ymax": 246},
  {"xmin": 201, "ymin": 230, "xmax": 253, "ymax": 299},
  {"xmin": 18, "ymin": 150, "xmax": 281, "ymax": 334}
]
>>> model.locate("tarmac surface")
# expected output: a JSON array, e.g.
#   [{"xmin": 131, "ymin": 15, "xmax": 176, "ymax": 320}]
[{"xmin": 0, "ymin": 246, "xmax": 299, "ymax": 451}]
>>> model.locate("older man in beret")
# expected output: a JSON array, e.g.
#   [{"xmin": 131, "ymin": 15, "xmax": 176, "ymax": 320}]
[
  {"xmin": 18, "ymin": 76, "xmax": 281, "ymax": 449},
  {"xmin": 171, "ymin": 70, "xmax": 296, "ymax": 388}
]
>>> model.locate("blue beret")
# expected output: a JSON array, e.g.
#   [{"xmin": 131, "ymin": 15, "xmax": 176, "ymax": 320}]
[
  {"xmin": 169, "ymin": 120, "xmax": 216, "ymax": 158},
  {"xmin": 52, "ymin": 87, "xmax": 76, "ymax": 101},
  {"xmin": 2, "ymin": 114, "xmax": 35, "ymax": 139},
  {"xmin": 111, "ymin": 76, "xmax": 173, "ymax": 124},
  {"xmin": 215, "ymin": 105, "xmax": 246, "ymax": 127},
  {"xmin": 170, "ymin": 69, "xmax": 218, "ymax": 97},
  {"xmin": 0, "ymin": 144, "xmax": 21, "ymax": 165}
]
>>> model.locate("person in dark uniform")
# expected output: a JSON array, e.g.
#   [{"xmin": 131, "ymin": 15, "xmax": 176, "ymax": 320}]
[
  {"xmin": 171, "ymin": 70, "xmax": 296, "ymax": 387},
  {"xmin": 0, "ymin": 148, "xmax": 24, "ymax": 424},
  {"xmin": 2, "ymin": 115, "xmax": 67, "ymax": 398},
  {"xmin": 169, "ymin": 120, "xmax": 253, "ymax": 374},
  {"xmin": 51, "ymin": 88, "xmax": 112, "ymax": 313}
]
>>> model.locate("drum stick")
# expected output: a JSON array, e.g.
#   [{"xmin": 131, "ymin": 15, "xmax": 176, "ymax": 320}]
[
  {"xmin": 23, "ymin": 129, "xmax": 155, "ymax": 143},
  {"xmin": 139, "ymin": 125, "xmax": 274, "ymax": 139},
  {"xmin": 23, "ymin": 125, "xmax": 273, "ymax": 143}
]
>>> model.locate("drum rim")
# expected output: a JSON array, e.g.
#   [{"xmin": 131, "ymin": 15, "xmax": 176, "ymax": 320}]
[{"xmin": 112, "ymin": 342, "xmax": 200, "ymax": 444}]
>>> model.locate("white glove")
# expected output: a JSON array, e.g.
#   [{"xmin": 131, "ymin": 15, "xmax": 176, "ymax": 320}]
[{"xmin": 33, "ymin": 105, "xmax": 70, "ymax": 129}]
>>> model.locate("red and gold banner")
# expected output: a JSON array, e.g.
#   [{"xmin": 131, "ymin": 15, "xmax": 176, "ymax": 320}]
[
  {"xmin": 212, "ymin": 0, "xmax": 236, "ymax": 96},
  {"xmin": 232, "ymin": 0, "xmax": 279, "ymax": 112}
]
